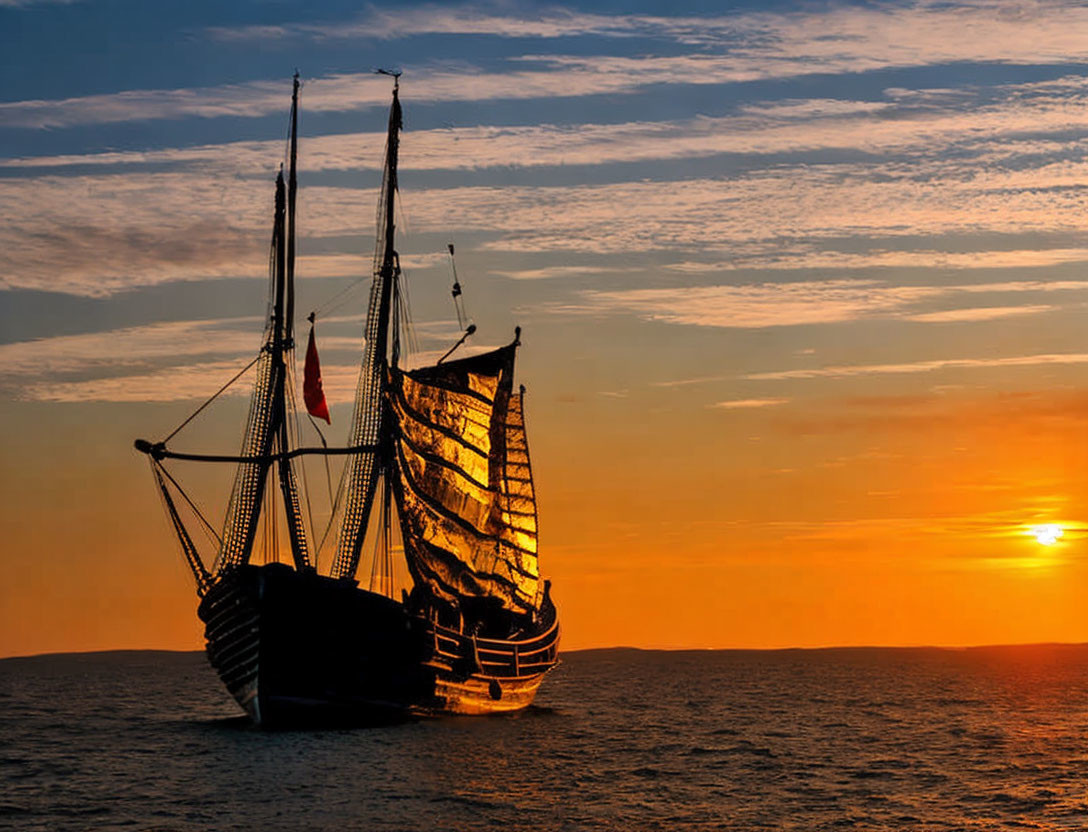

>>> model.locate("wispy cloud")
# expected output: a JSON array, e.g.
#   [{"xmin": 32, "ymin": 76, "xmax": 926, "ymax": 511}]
[
  {"xmin": 747, "ymin": 353, "xmax": 1088, "ymax": 381},
  {"xmin": 18, "ymin": 345, "xmax": 503, "ymax": 403},
  {"xmin": 0, "ymin": 318, "xmax": 264, "ymax": 377},
  {"xmin": 207, "ymin": 1, "xmax": 1088, "ymax": 67},
  {"xmin": 0, "ymin": 316, "xmax": 370, "ymax": 389},
  {"xmin": 205, "ymin": 7, "xmax": 658, "ymax": 42},
  {"xmin": 576, "ymin": 278, "xmax": 1088, "ymax": 330},
  {"xmin": 652, "ymin": 374, "xmax": 733, "ymax": 389},
  {"xmin": 0, "ymin": 106, "xmax": 942, "ymax": 173},
  {"xmin": 10, "ymin": 79, "xmax": 1088, "ymax": 176},
  {"xmin": 711, "ymin": 397, "xmax": 790, "ymax": 409},
  {"xmin": 0, "ymin": 314, "xmax": 497, "ymax": 403},
  {"xmin": 904, "ymin": 305, "xmax": 1054, "ymax": 322},
  {"xmin": 7, "ymin": 1, "xmax": 1088, "ymax": 130},
  {"xmin": 581, "ymin": 281, "xmax": 943, "ymax": 328},
  {"xmin": 22, "ymin": 360, "xmax": 265, "ymax": 403},
  {"xmin": 489, "ymin": 265, "xmax": 624, "ymax": 280},
  {"xmin": 7, "ymin": 145, "xmax": 1088, "ymax": 295},
  {"xmin": 21, "ymin": 361, "xmax": 361, "ymax": 404},
  {"xmin": 0, "ymin": 63, "xmax": 730, "ymax": 130},
  {"xmin": 0, "ymin": 172, "xmax": 383, "ymax": 295},
  {"xmin": 665, "ymin": 250, "xmax": 1088, "ymax": 274},
  {"xmin": 459, "ymin": 159, "xmax": 1088, "ymax": 256},
  {"xmin": 7, "ymin": 33, "xmax": 1088, "ymax": 297}
]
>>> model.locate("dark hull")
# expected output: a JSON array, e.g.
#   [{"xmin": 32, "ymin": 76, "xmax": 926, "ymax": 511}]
[{"xmin": 197, "ymin": 563, "xmax": 559, "ymax": 727}]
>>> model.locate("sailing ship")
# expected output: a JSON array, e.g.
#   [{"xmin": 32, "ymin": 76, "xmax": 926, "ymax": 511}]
[{"xmin": 135, "ymin": 74, "xmax": 559, "ymax": 726}]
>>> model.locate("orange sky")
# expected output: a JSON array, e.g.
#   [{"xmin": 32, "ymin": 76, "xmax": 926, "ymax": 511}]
[
  {"xmin": 4, "ymin": 367, "xmax": 1088, "ymax": 656},
  {"xmin": 5, "ymin": 0, "xmax": 1088, "ymax": 657}
]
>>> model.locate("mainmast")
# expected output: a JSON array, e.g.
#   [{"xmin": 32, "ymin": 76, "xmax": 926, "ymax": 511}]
[{"xmin": 331, "ymin": 74, "xmax": 402, "ymax": 581}]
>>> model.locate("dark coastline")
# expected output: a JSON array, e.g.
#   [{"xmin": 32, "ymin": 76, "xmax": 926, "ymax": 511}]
[{"xmin": 5, "ymin": 639, "xmax": 1088, "ymax": 663}]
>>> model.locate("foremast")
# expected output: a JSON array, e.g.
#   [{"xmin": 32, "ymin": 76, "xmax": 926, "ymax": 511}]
[
  {"xmin": 215, "ymin": 73, "xmax": 311, "ymax": 576},
  {"xmin": 331, "ymin": 74, "xmax": 403, "ymax": 581}
]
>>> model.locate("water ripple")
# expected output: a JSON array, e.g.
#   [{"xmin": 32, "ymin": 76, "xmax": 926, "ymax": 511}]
[{"xmin": 4, "ymin": 646, "xmax": 1088, "ymax": 830}]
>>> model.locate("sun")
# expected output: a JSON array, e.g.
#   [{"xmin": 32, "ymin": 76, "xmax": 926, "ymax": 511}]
[{"xmin": 1029, "ymin": 524, "xmax": 1064, "ymax": 546}]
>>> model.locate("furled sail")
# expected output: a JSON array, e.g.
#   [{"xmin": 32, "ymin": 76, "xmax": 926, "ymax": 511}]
[{"xmin": 388, "ymin": 341, "xmax": 543, "ymax": 617}]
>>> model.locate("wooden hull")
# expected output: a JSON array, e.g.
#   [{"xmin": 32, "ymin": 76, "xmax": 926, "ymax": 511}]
[{"xmin": 196, "ymin": 563, "xmax": 559, "ymax": 727}]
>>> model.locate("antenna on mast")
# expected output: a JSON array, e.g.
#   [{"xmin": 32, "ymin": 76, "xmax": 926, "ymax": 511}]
[
  {"xmin": 376, "ymin": 67, "xmax": 402, "ymax": 90},
  {"xmin": 447, "ymin": 242, "xmax": 469, "ymax": 330}
]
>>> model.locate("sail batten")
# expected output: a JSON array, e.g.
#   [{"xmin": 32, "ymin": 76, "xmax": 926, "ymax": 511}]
[
  {"xmin": 395, "ymin": 442, "xmax": 538, "ymax": 560},
  {"xmin": 398, "ymin": 432, "xmax": 491, "ymax": 498},
  {"xmin": 399, "ymin": 374, "xmax": 495, "ymax": 449}
]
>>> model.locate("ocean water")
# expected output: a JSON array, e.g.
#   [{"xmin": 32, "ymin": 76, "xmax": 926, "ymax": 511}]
[{"xmin": 3, "ymin": 646, "xmax": 1088, "ymax": 831}]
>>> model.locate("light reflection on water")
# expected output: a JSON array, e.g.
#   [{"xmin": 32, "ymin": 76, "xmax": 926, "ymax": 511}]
[{"xmin": 3, "ymin": 645, "xmax": 1088, "ymax": 830}]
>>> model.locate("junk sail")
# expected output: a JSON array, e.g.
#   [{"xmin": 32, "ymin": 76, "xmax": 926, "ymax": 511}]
[
  {"xmin": 134, "ymin": 73, "xmax": 559, "ymax": 726},
  {"xmin": 390, "ymin": 341, "xmax": 542, "ymax": 619}
]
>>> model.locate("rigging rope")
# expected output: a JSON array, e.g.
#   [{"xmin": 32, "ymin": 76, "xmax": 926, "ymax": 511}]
[
  {"xmin": 316, "ymin": 462, "xmax": 347, "ymax": 562},
  {"xmin": 149, "ymin": 463, "xmax": 210, "ymax": 595},
  {"xmin": 162, "ymin": 354, "xmax": 261, "ymax": 444},
  {"xmin": 396, "ymin": 262, "xmax": 419, "ymax": 359},
  {"xmin": 286, "ymin": 367, "xmax": 320, "ymax": 568},
  {"xmin": 308, "ymin": 274, "xmax": 372, "ymax": 321},
  {"xmin": 154, "ymin": 460, "xmax": 222, "ymax": 546},
  {"xmin": 307, "ymin": 414, "xmax": 335, "ymax": 510}
]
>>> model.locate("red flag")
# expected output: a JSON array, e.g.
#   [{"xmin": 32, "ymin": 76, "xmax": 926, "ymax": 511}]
[{"xmin": 303, "ymin": 325, "xmax": 331, "ymax": 424}]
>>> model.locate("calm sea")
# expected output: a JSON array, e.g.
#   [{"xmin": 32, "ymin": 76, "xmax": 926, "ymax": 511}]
[{"xmin": 3, "ymin": 645, "xmax": 1088, "ymax": 830}]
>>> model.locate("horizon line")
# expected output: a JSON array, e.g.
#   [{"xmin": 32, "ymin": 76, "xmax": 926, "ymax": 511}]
[{"xmin": 4, "ymin": 640, "xmax": 1087, "ymax": 663}]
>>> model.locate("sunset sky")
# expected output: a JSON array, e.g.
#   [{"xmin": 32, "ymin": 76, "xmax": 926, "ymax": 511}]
[{"xmin": 5, "ymin": 0, "xmax": 1088, "ymax": 656}]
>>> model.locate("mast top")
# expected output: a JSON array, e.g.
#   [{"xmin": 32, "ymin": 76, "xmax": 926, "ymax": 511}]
[{"xmin": 376, "ymin": 67, "xmax": 402, "ymax": 91}]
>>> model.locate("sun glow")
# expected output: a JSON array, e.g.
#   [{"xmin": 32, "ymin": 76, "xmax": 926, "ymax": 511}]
[{"xmin": 1029, "ymin": 524, "xmax": 1064, "ymax": 546}]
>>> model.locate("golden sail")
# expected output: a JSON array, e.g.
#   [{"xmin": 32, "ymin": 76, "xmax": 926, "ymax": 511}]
[{"xmin": 390, "ymin": 342, "xmax": 544, "ymax": 619}]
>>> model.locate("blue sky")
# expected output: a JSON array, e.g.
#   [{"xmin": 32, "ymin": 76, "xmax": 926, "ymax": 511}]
[
  {"xmin": 6, "ymin": 1, "xmax": 1088, "ymax": 405},
  {"xmin": 5, "ymin": 0, "xmax": 1088, "ymax": 653}
]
